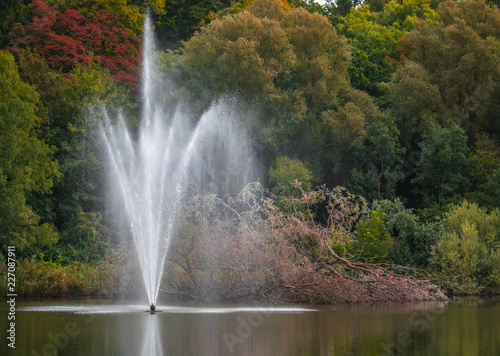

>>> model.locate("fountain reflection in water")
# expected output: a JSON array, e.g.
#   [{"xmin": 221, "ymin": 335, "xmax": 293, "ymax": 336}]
[
  {"xmin": 100, "ymin": 15, "xmax": 256, "ymax": 306},
  {"xmin": 141, "ymin": 315, "xmax": 163, "ymax": 356}
]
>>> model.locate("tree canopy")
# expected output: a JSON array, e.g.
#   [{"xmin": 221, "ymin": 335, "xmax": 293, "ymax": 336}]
[
  {"xmin": 8, "ymin": 0, "xmax": 142, "ymax": 89},
  {"xmin": 1, "ymin": 0, "xmax": 499, "ymax": 297},
  {"xmin": 0, "ymin": 50, "xmax": 59, "ymax": 251}
]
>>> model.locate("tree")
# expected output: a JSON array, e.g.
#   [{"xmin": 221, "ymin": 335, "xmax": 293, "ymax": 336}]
[
  {"xmin": 351, "ymin": 207, "xmax": 394, "ymax": 263},
  {"xmin": 181, "ymin": 0, "xmax": 375, "ymax": 186},
  {"xmin": 374, "ymin": 199, "xmax": 441, "ymax": 267},
  {"xmin": 0, "ymin": 50, "xmax": 59, "ymax": 252},
  {"xmin": 349, "ymin": 116, "xmax": 405, "ymax": 200},
  {"xmin": 13, "ymin": 49, "xmax": 133, "ymax": 262},
  {"xmin": 181, "ymin": 0, "xmax": 356, "ymax": 119},
  {"xmin": 336, "ymin": 0, "xmax": 437, "ymax": 96},
  {"xmin": 165, "ymin": 183, "xmax": 447, "ymax": 303},
  {"xmin": 0, "ymin": 0, "xmax": 31, "ymax": 48},
  {"xmin": 47, "ymin": 0, "xmax": 147, "ymax": 37},
  {"xmin": 8, "ymin": 0, "xmax": 142, "ymax": 89},
  {"xmin": 388, "ymin": 0, "xmax": 500, "ymax": 143},
  {"xmin": 430, "ymin": 201, "xmax": 500, "ymax": 293},
  {"xmin": 153, "ymin": 0, "xmax": 232, "ymax": 49},
  {"xmin": 268, "ymin": 156, "xmax": 315, "ymax": 216},
  {"xmin": 412, "ymin": 123, "xmax": 471, "ymax": 205},
  {"xmin": 269, "ymin": 156, "xmax": 314, "ymax": 196},
  {"xmin": 385, "ymin": 61, "xmax": 443, "ymax": 143}
]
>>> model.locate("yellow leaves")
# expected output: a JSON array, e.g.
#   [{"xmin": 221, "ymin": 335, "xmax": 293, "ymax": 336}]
[
  {"xmin": 183, "ymin": 7, "xmax": 297, "ymax": 99},
  {"xmin": 148, "ymin": 0, "xmax": 166, "ymax": 16},
  {"xmin": 431, "ymin": 220, "xmax": 484, "ymax": 293},
  {"xmin": 322, "ymin": 103, "xmax": 367, "ymax": 146},
  {"xmin": 247, "ymin": 0, "xmax": 288, "ymax": 20}
]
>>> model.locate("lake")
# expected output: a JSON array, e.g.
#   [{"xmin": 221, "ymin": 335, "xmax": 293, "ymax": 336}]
[{"xmin": 1, "ymin": 297, "xmax": 499, "ymax": 355}]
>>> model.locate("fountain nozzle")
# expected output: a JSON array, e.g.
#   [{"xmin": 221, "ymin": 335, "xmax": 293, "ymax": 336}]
[{"xmin": 150, "ymin": 303, "xmax": 156, "ymax": 311}]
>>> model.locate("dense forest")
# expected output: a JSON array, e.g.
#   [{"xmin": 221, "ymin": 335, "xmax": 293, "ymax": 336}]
[{"xmin": 1, "ymin": 0, "xmax": 499, "ymax": 302}]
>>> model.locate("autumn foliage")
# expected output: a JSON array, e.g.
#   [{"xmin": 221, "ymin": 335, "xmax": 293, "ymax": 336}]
[
  {"xmin": 1, "ymin": 0, "xmax": 499, "ymax": 300},
  {"xmin": 8, "ymin": 0, "xmax": 141, "ymax": 89}
]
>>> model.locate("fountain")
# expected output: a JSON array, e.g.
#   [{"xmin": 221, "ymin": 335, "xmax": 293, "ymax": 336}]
[{"xmin": 100, "ymin": 14, "xmax": 256, "ymax": 309}]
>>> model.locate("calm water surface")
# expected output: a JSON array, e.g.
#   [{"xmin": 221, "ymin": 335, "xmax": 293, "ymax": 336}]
[{"xmin": 1, "ymin": 297, "xmax": 499, "ymax": 356}]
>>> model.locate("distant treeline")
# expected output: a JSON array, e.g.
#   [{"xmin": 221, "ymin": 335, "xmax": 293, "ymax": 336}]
[{"xmin": 1, "ymin": 0, "xmax": 499, "ymax": 299}]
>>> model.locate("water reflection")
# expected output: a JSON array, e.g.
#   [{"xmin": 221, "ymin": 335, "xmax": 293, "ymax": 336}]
[
  {"xmin": 140, "ymin": 314, "xmax": 163, "ymax": 356},
  {"xmin": 2, "ymin": 299, "xmax": 499, "ymax": 356}
]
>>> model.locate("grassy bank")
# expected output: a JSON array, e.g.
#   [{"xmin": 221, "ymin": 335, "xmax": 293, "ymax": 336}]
[{"xmin": 2, "ymin": 260, "xmax": 122, "ymax": 298}]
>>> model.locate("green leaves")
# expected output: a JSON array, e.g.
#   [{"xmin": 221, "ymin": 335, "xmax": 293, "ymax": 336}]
[
  {"xmin": 412, "ymin": 123, "xmax": 470, "ymax": 205},
  {"xmin": 349, "ymin": 116, "xmax": 405, "ymax": 200},
  {"xmin": 430, "ymin": 201, "xmax": 500, "ymax": 293},
  {"xmin": 389, "ymin": 0, "xmax": 500, "ymax": 142},
  {"xmin": 269, "ymin": 156, "xmax": 313, "ymax": 196},
  {"xmin": 352, "ymin": 208, "xmax": 394, "ymax": 263},
  {"xmin": 0, "ymin": 50, "xmax": 59, "ymax": 250},
  {"xmin": 182, "ymin": 0, "xmax": 352, "ymax": 122},
  {"xmin": 337, "ymin": 0, "xmax": 436, "ymax": 96}
]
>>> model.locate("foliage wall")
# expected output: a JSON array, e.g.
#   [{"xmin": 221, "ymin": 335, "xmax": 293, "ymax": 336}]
[{"xmin": 1, "ymin": 0, "xmax": 499, "ymax": 298}]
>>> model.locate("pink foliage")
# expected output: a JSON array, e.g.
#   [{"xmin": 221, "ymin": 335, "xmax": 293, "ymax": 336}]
[{"xmin": 163, "ymin": 183, "xmax": 449, "ymax": 304}]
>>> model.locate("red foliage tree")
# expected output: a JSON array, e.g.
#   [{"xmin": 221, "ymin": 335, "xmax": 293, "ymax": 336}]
[{"xmin": 8, "ymin": 0, "xmax": 141, "ymax": 90}]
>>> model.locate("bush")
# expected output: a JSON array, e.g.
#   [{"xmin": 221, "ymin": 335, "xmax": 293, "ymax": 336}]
[
  {"xmin": 16, "ymin": 259, "xmax": 121, "ymax": 297},
  {"xmin": 269, "ymin": 156, "xmax": 314, "ymax": 196},
  {"xmin": 351, "ymin": 208, "xmax": 394, "ymax": 263},
  {"xmin": 375, "ymin": 199, "xmax": 442, "ymax": 267},
  {"xmin": 430, "ymin": 201, "xmax": 500, "ymax": 294},
  {"xmin": 430, "ymin": 221, "xmax": 485, "ymax": 294}
]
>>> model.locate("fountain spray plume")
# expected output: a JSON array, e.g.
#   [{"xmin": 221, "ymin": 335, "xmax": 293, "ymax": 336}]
[
  {"xmin": 100, "ymin": 13, "xmax": 258, "ymax": 308},
  {"xmin": 100, "ymin": 15, "xmax": 174, "ymax": 306}
]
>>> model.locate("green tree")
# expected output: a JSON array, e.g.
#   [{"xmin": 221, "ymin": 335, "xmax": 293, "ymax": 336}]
[
  {"xmin": 269, "ymin": 156, "xmax": 313, "ymax": 196},
  {"xmin": 412, "ymin": 123, "xmax": 470, "ymax": 206},
  {"xmin": 336, "ymin": 0, "xmax": 436, "ymax": 97},
  {"xmin": 153, "ymin": 0, "xmax": 233, "ymax": 49},
  {"xmin": 181, "ymin": 0, "xmax": 357, "ymax": 120},
  {"xmin": 0, "ymin": 0, "xmax": 31, "ymax": 48},
  {"xmin": 385, "ymin": 61, "xmax": 444, "ymax": 143},
  {"xmin": 349, "ymin": 116, "xmax": 405, "ymax": 200},
  {"xmin": 388, "ymin": 0, "xmax": 500, "ymax": 142},
  {"xmin": 181, "ymin": 0, "xmax": 375, "ymax": 186},
  {"xmin": 431, "ymin": 220, "xmax": 485, "ymax": 294},
  {"xmin": 14, "ymin": 50, "xmax": 133, "ymax": 262},
  {"xmin": 268, "ymin": 156, "xmax": 314, "ymax": 218},
  {"xmin": 430, "ymin": 201, "xmax": 500, "ymax": 293},
  {"xmin": 375, "ymin": 198, "xmax": 441, "ymax": 266},
  {"xmin": 480, "ymin": 169, "xmax": 500, "ymax": 210},
  {"xmin": 465, "ymin": 135, "xmax": 500, "ymax": 208},
  {"xmin": 0, "ymin": 51, "xmax": 59, "ymax": 251},
  {"xmin": 444, "ymin": 200, "xmax": 500, "ymax": 247},
  {"xmin": 351, "ymin": 207, "xmax": 394, "ymax": 263}
]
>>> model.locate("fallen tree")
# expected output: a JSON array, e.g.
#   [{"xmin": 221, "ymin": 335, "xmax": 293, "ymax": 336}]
[{"xmin": 162, "ymin": 183, "xmax": 448, "ymax": 303}]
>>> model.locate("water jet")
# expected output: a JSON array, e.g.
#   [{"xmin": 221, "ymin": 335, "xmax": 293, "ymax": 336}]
[{"xmin": 100, "ymin": 14, "xmax": 256, "ymax": 308}]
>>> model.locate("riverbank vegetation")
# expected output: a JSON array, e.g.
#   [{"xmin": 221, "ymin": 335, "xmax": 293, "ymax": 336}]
[{"xmin": 1, "ymin": 0, "xmax": 499, "ymax": 301}]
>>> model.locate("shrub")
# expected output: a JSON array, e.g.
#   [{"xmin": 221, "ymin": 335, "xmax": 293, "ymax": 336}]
[
  {"xmin": 351, "ymin": 208, "xmax": 394, "ymax": 263},
  {"xmin": 430, "ymin": 201, "xmax": 500, "ymax": 294},
  {"xmin": 16, "ymin": 259, "xmax": 121, "ymax": 297},
  {"xmin": 375, "ymin": 199, "xmax": 442, "ymax": 267}
]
